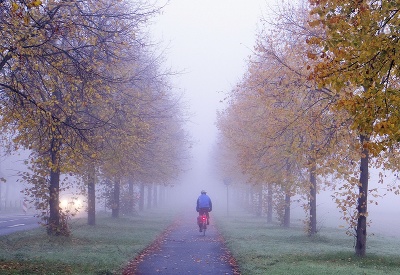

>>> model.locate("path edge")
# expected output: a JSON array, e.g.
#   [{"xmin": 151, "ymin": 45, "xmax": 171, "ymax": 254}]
[{"xmin": 121, "ymin": 215, "xmax": 181, "ymax": 275}]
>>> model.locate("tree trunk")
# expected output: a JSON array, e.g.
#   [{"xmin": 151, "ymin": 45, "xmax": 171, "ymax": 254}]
[
  {"xmin": 139, "ymin": 183, "xmax": 144, "ymax": 211},
  {"xmin": 112, "ymin": 178, "xmax": 120, "ymax": 218},
  {"xmin": 266, "ymin": 183, "xmax": 273, "ymax": 223},
  {"xmin": 147, "ymin": 184, "xmax": 152, "ymax": 209},
  {"xmin": 250, "ymin": 186, "xmax": 255, "ymax": 213},
  {"xmin": 47, "ymin": 138, "xmax": 61, "ymax": 235},
  {"xmin": 153, "ymin": 184, "xmax": 158, "ymax": 208},
  {"xmin": 283, "ymin": 193, "xmax": 290, "ymax": 228},
  {"xmin": 128, "ymin": 179, "xmax": 134, "ymax": 214},
  {"xmin": 355, "ymin": 134, "xmax": 369, "ymax": 257},
  {"xmin": 87, "ymin": 164, "xmax": 96, "ymax": 225},
  {"xmin": 309, "ymin": 159, "xmax": 317, "ymax": 235},
  {"xmin": 256, "ymin": 185, "xmax": 262, "ymax": 217}
]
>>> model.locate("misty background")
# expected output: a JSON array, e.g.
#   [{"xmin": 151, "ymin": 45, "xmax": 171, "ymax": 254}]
[
  {"xmin": 148, "ymin": 0, "xmax": 269, "ymax": 209},
  {"xmin": 0, "ymin": 0, "xmax": 399, "ymax": 238},
  {"xmin": 149, "ymin": 0, "xmax": 400, "ymax": 238}
]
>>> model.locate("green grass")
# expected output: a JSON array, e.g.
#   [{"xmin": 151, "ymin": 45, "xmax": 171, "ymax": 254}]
[
  {"xmin": 3, "ymin": 208, "xmax": 400, "ymax": 274},
  {"xmin": 0, "ymin": 209, "xmax": 177, "ymax": 274},
  {"xmin": 216, "ymin": 210, "xmax": 400, "ymax": 275}
]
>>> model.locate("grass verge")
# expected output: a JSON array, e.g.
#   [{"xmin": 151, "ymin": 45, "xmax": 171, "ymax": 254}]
[
  {"xmin": 0, "ymin": 209, "xmax": 176, "ymax": 274},
  {"xmin": 216, "ymin": 210, "xmax": 400, "ymax": 275}
]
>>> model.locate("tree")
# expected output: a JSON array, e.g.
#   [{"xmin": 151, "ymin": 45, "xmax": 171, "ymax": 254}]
[
  {"xmin": 0, "ymin": 0, "xmax": 160, "ymax": 235},
  {"xmin": 308, "ymin": 0, "xmax": 400, "ymax": 256},
  {"xmin": 216, "ymin": 1, "xmax": 363, "ymax": 237},
  {"xmin": 94, "ymin": 47, "xmax": 189, "ymax": 217}
]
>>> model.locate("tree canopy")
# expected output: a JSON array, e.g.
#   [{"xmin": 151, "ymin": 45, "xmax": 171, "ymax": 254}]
[
  {"xmin": 0, "ymin": 0, "xmax": 189, "ymax": 235},
  {"xmin": 215, "ymin": 0, "xmax": 400, "ymax": 257}
]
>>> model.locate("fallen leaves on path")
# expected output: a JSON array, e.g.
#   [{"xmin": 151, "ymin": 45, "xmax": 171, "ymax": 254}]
[
  {"xmin": 122, "ymin": 216, "xmax": 241, "ymax": 274},
  {"xmin": 122, "ymin": 218, "xmax": 180, "ymax": 275}
]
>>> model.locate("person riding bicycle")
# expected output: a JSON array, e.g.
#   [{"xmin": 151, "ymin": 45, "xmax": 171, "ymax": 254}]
[{"xmin": 196, "ymin": 190, "xmax": 212, "ymax": 231}]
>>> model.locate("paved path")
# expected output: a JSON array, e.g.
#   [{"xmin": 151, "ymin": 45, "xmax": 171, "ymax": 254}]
[{"xmin": 124, "ymin": 212, "xmax": 237, "ymax": 275}]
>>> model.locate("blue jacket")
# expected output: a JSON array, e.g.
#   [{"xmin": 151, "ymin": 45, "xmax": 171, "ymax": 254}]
[{"xmin": 196, "ymin": 194, "xmax": 212, "ymax": 211}]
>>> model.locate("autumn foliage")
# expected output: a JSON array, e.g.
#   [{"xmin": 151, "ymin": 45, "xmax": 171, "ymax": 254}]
[
  {"xmin": 216, "ymin": 0, "xmax": 400, "ymax": 257},
  {"xmin": 0, "ymin": 0, "xmax": 189, "ymax": 235}
]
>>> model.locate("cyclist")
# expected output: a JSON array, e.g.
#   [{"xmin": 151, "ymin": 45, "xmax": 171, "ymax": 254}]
[{"xmin": 196, "ymin": 190, "xmax": 212, "ymax": 232}]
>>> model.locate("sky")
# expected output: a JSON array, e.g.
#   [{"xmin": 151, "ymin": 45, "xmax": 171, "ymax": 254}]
[
  {"xmin": 151, "ymin": 0, "xmax": 275, "ymax": 138},
  {"xmin": 151, "ymin": 0, "xmax": 276, "ymax": 200}
]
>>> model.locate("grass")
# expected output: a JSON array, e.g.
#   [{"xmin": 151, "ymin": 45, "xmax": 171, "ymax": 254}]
[
  {"xmin": 0, "ymin": 209, "xmax": 177, "ymax": 274},
  {"xmin": 215, "ymin": 210, "xmax": 400, "ymax": 275},
  {"xmin": 2, "ymin": 208, "xmax": 400, "ymax": 274}
]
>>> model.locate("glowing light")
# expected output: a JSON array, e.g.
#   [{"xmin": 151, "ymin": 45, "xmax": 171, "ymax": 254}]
[{"xmin": 60, "ymin": 199, "xmax": 68, "ymax": 209}]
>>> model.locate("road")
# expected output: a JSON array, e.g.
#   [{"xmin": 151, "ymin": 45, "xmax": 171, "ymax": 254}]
[
  {"xmin": 124, "ymin": 212, "xmax": 238, "ymax": 275},
  {"xmin": 0, "ymin": 213, "xmax": 41, "ymax": 236}
]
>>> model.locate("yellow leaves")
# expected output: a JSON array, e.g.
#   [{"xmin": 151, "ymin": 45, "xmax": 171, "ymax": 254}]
[
  {"xmin": 306, "ymin": 36, "xmax": 322, "ymax": 45},
  {"xmin": 11, "ymin": 2, "xmax": 19, "ymax": 12},
  {"xmin": 25, "ymin": 0, "xmax": 42, "ymax": 8},
  {"xmin": 11, "ymin": 0, "xmax": 41, "ymax": 15},
  {"xmin": 375, "ymin": 121, "xmax": 395, "ymax": 134},
  {"xmin": 311, "ymin": 0, "xmax": 400, "ymax": 152},
  {"xmin": 31, "ymin": 0, "xmax": 42, "ymax": 7},
  {"xmin": 24, "ymin": 16, "xmax": 30, "ymax": 24},
  {"xmin": 306, "ymin": 52, "xmax": 317, "ymax": 60}
]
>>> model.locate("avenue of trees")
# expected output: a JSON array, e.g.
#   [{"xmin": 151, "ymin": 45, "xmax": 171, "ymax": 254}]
[
  {"xmin": 0, "ymin": 0, "xmax": 189, "ymax": 235},
  {"xmin": 216, "ymin": 0, "xmax": 400, "ymax": 257}
]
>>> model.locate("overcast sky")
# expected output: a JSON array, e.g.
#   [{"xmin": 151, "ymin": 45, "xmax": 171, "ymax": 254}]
[
  {"xmin": 153, "ymin": 0, "xmax": 278, "ymax": 134},
  {"xmin": 151, "ymin": 1, "xmax": 276, "ymax": 188}
]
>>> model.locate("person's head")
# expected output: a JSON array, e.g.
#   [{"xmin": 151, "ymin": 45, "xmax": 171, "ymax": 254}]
[{"xmin": 201, "ymin": 190, "xmax": 207, "ymax": 194}]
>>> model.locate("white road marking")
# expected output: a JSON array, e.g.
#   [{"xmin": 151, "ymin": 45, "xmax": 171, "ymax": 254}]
[
  {"xmin": 0, "ymin": 219, "xmax": 19, "ymax": 223},
  {"xmin": 8, "ymin": 224, "xmax": 25, "ymax": 228}
]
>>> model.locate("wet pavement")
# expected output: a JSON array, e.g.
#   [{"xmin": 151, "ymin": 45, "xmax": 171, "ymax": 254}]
[{"xmin": 124, "ymin": 212, "xmax": 237, "ymax": 275}]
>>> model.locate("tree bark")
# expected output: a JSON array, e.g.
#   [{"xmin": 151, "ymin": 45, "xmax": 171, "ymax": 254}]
[
  {"xmin": 48, "ymin": 138, "xmax": 61, "ymax": 235},
  {"xmin": 256, "ymin": 185, "xmax": 262, "ymax": 217},
  {"xmin": 153, "ymin": 184, "xmax": 158, "ymax": 208},
  {"xmin": 128, "ymin": 179, "xmax": 134, "ymax": 214},
  {"xmin": 139, "ymin": 183, "xmax": 144, "ymax": 211},
  {"xmin": 309, "ymin": 158, "xmax": 317, "ymax": 235},
  {"xmin": 147, "ymin": 184, "xmax": 152, "ymax": 209},
  {"xmin": 355, "ymin": 134, "xmax": 369, "ymax": 257},
  {"xmin": 283, "ymin": 193, "xmax": 291, "ymax": 228},
  {"xmin": 111, "ymin": 178, "xmax": 120, "ymax": 218},
  {"xmin": 87, "ymin": 164, "xmax": 96, "ymax": 225},
  {"xmin": 0, "ymin": 52, "xmax": 12, "ymax": 73},
  {"xmin": 266, "ymin": 183, "xmax": 273, "ymax": 223}
]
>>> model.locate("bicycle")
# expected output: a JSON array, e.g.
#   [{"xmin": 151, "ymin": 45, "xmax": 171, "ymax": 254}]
[{"xmin": 198, "ymin": 212, "xmax": 208, "ymax": 236}]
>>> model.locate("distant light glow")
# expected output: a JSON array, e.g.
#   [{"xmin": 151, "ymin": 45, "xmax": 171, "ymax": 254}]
[{"xmin": 60, "ymin": 196, "xmax": 84, "ymax": 213}]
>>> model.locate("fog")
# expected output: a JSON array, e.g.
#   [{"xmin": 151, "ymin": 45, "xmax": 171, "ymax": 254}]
[
  {"xmin": 0, "ymin": 0, "xmax": 399, "ymax": 240},
  {"xmin": 151, "ymin": 0, "xmax": 400, "ymax": 239},
  {"xmin": 149, "ymin": 0, "xmax": 270, "ymax": 211},
  {"xmin": 0, "ymin": 150, "xmax": 29, "ymax": 210}
]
